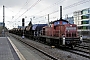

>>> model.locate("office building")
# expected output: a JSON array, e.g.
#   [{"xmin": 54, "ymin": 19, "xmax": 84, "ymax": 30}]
[{"xmin": 73, "ymin": 8, "xmax": 90, "ymax": 30}]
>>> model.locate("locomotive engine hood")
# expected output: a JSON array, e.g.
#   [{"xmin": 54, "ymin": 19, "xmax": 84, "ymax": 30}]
[{"xmin": 65, "ymin": 24, "xmax": 77, "ymax": 37}]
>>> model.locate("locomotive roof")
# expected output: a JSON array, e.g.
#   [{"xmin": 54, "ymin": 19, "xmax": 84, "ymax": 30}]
[{"xmin": 49, "ymin": 19, "xmax": 68, "ymax": 24}]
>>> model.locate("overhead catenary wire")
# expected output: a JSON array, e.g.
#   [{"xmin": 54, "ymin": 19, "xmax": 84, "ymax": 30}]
[
  {"xmin": 5, "ymin": 0, "xmax": 30, "ymax": 19},
  {"xmin": 13, "ymin": 0, "xmax": 86, "ymax": 20},
  {"xmin": 13, "ymin": 0, "xmax": 66, "ymax": 21},
  {"xmin": 15, "ymin": 0, "xmax": 42, "ymax": 20},
  {"xmin": 5, "ymin": 6, "xmax": 15, "ymax": 13},
  {"xmin": 32, "ymin": 0, "xmax": 66, "ymax": 16},
  {"xmin": 8, "ymin": 0, "xmax": 90, "ymax": 25},
  {"xmin": 33, "ymin": 0, "xmax": 90, "ymax": 21},
  {"xmin": 14, "ymin": 0, "xmax": 30, "ymax": 18},
  {"xmin": 63, "ymin": 0, "xmax": 90, "ymax": 10}
]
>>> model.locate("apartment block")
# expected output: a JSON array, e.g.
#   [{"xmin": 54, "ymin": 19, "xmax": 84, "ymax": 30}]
[{"xmin": 73, "ymin": 8, "xmax": 90, "ymax": 31}]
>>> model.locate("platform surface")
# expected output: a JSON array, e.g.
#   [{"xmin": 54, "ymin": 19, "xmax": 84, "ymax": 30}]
[
  {"xmin": 0, "ymin": 33, "xmax": 48, "ymax": 60},
  {"xmin": 8, "ymin": 35, "xmax": 44, "ymax": 60},
  {"xmin": 0, "ymin": 37, "xmax": 19, "ymax": 60}
]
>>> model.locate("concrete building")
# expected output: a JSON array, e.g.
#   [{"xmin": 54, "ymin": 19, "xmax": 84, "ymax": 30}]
[
  {"xmin": 73, "ymin": 8, "xmax": 90, "ymax": 35},
  {"xmin": 73, "ymin": 8, "xmax": 90, "ymax": 30}
]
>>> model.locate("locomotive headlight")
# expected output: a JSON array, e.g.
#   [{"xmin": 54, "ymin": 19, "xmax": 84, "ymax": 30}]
[
  {"xmin": 63, "ymin": 35, "xmax": 65, "ymax": 45},
  {"xmin": 80, "ymin": 35, "xmax": 83, "ymax": 42}
]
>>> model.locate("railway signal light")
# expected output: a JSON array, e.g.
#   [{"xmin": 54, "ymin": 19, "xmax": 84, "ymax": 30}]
[{"xmin": 22, "ymin": 18, "xmax": 25, "ymax": 27}]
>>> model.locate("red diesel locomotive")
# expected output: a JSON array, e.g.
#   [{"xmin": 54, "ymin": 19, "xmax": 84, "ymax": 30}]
[{"xmin": 40, "ymin": 19, "xmax": 82, "ymax": 48}]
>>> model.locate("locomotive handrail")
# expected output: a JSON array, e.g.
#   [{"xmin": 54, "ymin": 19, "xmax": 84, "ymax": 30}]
[{"xmin": 42, "ymin": 30, "xmax": 61, "ymax": 37}]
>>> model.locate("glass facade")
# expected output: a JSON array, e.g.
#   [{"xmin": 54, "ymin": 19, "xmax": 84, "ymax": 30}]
[
  {"xmin": 81, "ymin": 9, "xmax": 88, "ymax": 14},
  {"xmin": 78, "ymin": 26, "xmax": 90, "ymax": 29},
  {"xmin": 78, "ymin": 26, "xmax": 82, "ymax": 29},
  {"xmin": 82, "ymin": 26, "xmax": 87, "ymax": 29},
  {"xmin": 81, "ymin": 20, "xmax": 89, "ymax": 24},
  {"xmin": 82, "ymin": 26, "xmax": 90, "ymax": 29},
  {"xmin": 74, "ymin": 8, "xmax": 90, "ymax": 30},
  {"xmin": 89, "ymin": 8, "xmax": 90, "ymax": 13},
  {"xmin": 81, "ymin": 14, "xmax": 90, "ymax": 19}
]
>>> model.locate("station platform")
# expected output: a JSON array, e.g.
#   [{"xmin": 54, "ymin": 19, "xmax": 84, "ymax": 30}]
[
  {"xmin": 0, "ymin": 37, "xmax": 19, "ymax": 60},
  {"xmin": 0, "ymin": 35, "xmax": 45, "ymax": 60}
]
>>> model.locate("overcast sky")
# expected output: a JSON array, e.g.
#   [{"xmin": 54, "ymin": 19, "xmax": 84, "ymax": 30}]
[{"xmin": 0, "ymin": 0, "xmax": 90, "ymax": 29}]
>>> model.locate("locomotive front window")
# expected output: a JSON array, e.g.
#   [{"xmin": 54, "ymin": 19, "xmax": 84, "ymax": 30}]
[
  {"xmin": 62, "ymin": 21, "xmax": 68, "ymax": 25},
  {"xmin": 66, "ymin": 27, "xmax": 76, "ymax": 30},
  {"xmin": 54, "ymin": 21, "xmax": 60, "ymax": 26}
]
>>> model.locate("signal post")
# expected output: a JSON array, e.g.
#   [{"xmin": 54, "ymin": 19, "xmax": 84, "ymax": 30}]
[{"xmin": 22, "ymin": 18, "xmax": 25, "ymax": 39}]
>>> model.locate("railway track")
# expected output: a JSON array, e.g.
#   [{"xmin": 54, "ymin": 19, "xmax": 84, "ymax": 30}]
[
  {"xmin": 75, "ymin": 44, "xmax": 90, "ymax": 50},
  {"xmin": 8, "ymin": 34, "xmax": 58, "ymax": 60},
  {"xmin": 83, "ymin": 39, "xmax": 90, "ymax": 43},
  {"xmin": 17, "ymin": 36, "xmax": 90, "ymax": 59},
  {"xmin": 66, "ymin": 44, "xmax": 90, "ymax": 59},
  {"xmin": 57, "ymin": 45, "xmax": 90, "ymax": 59},
  {"xmin": 66, "ymin": 48, "xmax": 90, "ymax": 59},
  {"xmin": 7, "ymin": 33, "xmax": 90, "ymax": 60}
]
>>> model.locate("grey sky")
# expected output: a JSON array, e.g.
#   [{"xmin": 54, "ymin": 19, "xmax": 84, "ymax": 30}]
[
  {"xmin": 0, "ymin": 0, "xmax": 90, "ymax": 29},
  {"xmin": 0, "ymin": 0, "xmax": 29, "ymax": 7}
]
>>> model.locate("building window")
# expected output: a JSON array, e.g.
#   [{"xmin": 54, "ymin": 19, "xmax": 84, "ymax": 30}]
[
  {"xmin": 89, "ymin": 8, "xmax": 90, "ymax": 13},
  {"xmin": 78, "ymin": 26, "xmax": 82, "ymax": 29},
  {"xmin": 89, "ymin": 26, "xmax": 90, "ymax": 29},
  {"xmin": 82, "ymin": 26, "xmax": 90, "ymax": 29},
  {"xmin": 81, "ymin": 14, "xmax": 90, "ymax": 19},
  {"xmin": 82, "ymin": 26, "xmax": 87, "ymax": 29},
  {"xmin": 81, "ymin": 20, "xmax": 89, "ymax": 24},
  {"xmin": 81, "ymin": 9, "xmax": 88, "ymax": 14}
]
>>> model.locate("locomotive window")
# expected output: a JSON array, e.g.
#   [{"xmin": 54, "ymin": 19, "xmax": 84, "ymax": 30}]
[
  {"xmin": 54, "ymin": 21, "xmax": 60, "ymax": 26},
  {"xmin": 62, "ymin": 21, "xmax": 68, "ymax": 25}
]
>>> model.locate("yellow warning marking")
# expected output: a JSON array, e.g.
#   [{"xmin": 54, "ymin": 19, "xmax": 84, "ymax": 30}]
[{"xmin": 7, "ymin": 37, "xmax": 26, "ymax": 60}]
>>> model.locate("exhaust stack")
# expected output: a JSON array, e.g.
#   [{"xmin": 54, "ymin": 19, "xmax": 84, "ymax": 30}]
[{"xmin": 60, "ymin": 6, "xmax": 62, "ymax": 19}]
